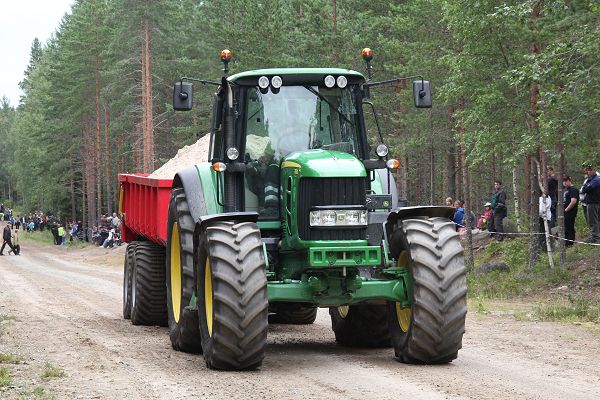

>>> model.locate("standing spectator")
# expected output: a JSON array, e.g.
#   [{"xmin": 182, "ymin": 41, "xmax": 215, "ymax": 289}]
[
  {"xmin": 111, "ymin": 212, "xmax": 121, "ymax": 231},
  {"xmin": 580, "ymin": 161, "xmax": 599, "ymax": 223},
  {"xmin": 51, "ymin": 223, "xmax": 60, "ymax": 245},
  {"xmin": 0, "ymin": 224, "xmax": 16, "ymax": 255},
  {"xmin": 453, "ymin": 200, "xmax": 465, "ymax": 230},
  {"xmin": 9, "ymin": 226, "xmax": 20, "ymax": 255},
  {"xmin": 581, "ymin": 163, "xmax": 600, "ymax": 243},
  {"xmin": 538, "ymin": 194, "xmax": 552, "ymax": 250},
  {"xmin": 490, "ymin": 180, "xmax": 507, "ymax": 241},
  {"xmin": 562, "ymin": 176, "xmax": 579, "ymax": 247},
  {"xmin": 445, "ymin": 197, "xmax": 454, "ymax": 207},
  {"xmin": 546, "ymin": 167, "xmax": 558, "ymax": 227},
  {"xmin": 14, "ymin": 217, "xmax": 21, "ymax": 230},
  {"xmin": 58, "ymin": 224, "xmax": 67, "ymax": 245}
]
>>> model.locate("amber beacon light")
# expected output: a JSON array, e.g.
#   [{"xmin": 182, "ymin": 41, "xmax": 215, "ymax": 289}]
[{"xmin": 362, "ymin": 48, "xmax": 373, "ymax": 62}]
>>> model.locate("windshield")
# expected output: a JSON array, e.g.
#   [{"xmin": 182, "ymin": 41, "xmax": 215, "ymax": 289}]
[{"xmin": 244, "ymin": 85, "xmax": 361, "ymax": 162}]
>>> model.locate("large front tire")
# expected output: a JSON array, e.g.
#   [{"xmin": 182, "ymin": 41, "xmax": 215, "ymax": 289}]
[
  {"xmin": 166, "ymin": 188, "xmax": 202, "ymax": 353},
  {"xmin": 388, "ymin": 217, "xmax": 467, "ymax": 363},
  {"xmin": 130, "ymin": 242, "xmax": 168, "ymax": 326},
  {"xmin": 329, "ymin": 304, "xmax": 391, "ymax": 347},
  {"xmin": 197, "ymin": 221, "xmax": 268, "ymax": 370}
]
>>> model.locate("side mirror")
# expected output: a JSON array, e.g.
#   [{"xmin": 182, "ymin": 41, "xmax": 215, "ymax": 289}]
[
  {"xmin": 412, "ymin": 80, "xmax": 432, "ymax": 108},
  {"xmin": 173, "ymin": 82, "xmax": 193, "ymax": 111}
]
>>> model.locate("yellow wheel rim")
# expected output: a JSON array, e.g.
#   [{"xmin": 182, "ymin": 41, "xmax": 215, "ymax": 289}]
[
  {"xmin": 338, "ymin": 305, "xmax": 349, "ymax": 318},
  {"xmin": 205, "ymin": 258, "xmax": 213, "ymax": 337},
  {"xmin": 170, "ymin": 222, "xmax": 182, "ymax": 323},
  {"xmin": 395, "ymin": 250, "xmax": 412, "ymax": 333}
]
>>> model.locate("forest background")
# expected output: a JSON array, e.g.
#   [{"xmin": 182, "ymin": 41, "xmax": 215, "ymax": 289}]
[{"xmin": 0, "ymin": 0, "xmax": 598, "ymax": 267}]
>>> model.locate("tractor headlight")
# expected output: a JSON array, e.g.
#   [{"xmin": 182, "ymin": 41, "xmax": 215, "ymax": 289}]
[
  {"xmin": 258, "ymin": 76, "xmax": 270, "ymax": 89},
  {"xmin": 376, "ymin": 143, "xmax": 388, "ymax": 157},
  {"xmin": 336, "ymin": 75, "xmax": 347, "ymax": 88},
  {"xmin": 324, "ymin": 75, "xmax": 336, "ymax": 88},
  {"xmin": 226, "ymin": 147, "xmax": 239, "ymax": 160},
  {"xmin": 309, "ymin": 209, "xmax": 367, "ymax": 227},
  {"xmin": 271, "ymin": 75, "xmax": 283, "ymax": 89}
]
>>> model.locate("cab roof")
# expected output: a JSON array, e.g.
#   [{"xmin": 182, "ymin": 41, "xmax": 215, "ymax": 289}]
[{"xmin": 228, "ymin": 68, "xmax": 365, "ymax": 86}]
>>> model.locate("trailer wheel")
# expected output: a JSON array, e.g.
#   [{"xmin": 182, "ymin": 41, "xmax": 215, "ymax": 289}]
[
  {"xmin": 269, "ymin": 303, "xmax": 318, "ymax": 324},
  {"xmin": 122, "ymin": 242, "xmax": 139, "ymax": 319},
  {"xmin": 166, "ymin": 188, "xmax": 202, "ymax": 353},
  {"xmin": 387, "ymin": 217, "xmax": 467, "ymax": 364},
  {"xmin": 329, "ymin": 304, "xmax": 391, "ymax": 347},
  {"xmin": 130, "ymin": 242, "xmax": 168, "ymax": 326},
  {"xmin": 197, "ymin": 221, "xmax": 268, "ymax": 370}
]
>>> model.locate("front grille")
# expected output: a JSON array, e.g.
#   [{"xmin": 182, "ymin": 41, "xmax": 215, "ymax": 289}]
[{"xmin": 297, "ymin": 177, "xmax": 367, "ymax": 241}]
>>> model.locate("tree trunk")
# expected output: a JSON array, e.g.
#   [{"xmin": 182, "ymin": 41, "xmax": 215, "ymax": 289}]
[
  {"xmin": 104, "ymin": 102, "xmax": 112, "ymax": 214},
  {"xmin": 556, "ymin": 141, "xmax": 566, "ymax": 268},
  {"xmin": 95, "ymin": 56, "xmax": 102, "ymax": 219},
  {"xmin": 512, "ymin": 166, "xmax": 522, "ymax": 232},
  {"xmin": 142, "ymin": 18, "xmax": 154, "ymax": 173},
  {"xmin": 446, "ymin": 105, "xmax": 456, "ymax": 200}
]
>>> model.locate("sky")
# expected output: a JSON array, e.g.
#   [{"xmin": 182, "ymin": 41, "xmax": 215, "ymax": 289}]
[{"xmin": 0, "ymin": 0, "xmax": 74, "ymax": 107}]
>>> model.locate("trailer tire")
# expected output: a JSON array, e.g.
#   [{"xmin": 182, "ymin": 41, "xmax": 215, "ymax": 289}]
[
  {"xmin": 329, "ymin": 304, "xmax": 391, "ymax": 347},
  {"xmin": 387, "ymin": 217, "xmax": 467, "ymax": 364},
  {"xmin": 130, "ymin": 242, "xmax": 168, "ymax": 326},
  {"xmin": 269, "ymin": 303, "xmax": 318, "ymax": 324},
  {"xmin": 166, "ymin": 188, "xmax": 202, "ymax": 353},
  {"xmin": 197, "ymin": 221, "xmax": 268, "ymax": 370},
  {"xmin": 122, "ymin": 242, "xmax": 139, "ymax": 319}
]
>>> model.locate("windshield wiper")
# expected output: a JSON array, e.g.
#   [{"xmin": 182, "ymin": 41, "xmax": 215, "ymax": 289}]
[{"xmin": 303, "ymin": 86, "xmax": 354, "ymax": 126}]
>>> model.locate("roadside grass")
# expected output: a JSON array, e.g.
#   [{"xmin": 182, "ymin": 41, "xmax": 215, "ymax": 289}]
[
  {"xmin": 0, "ymin": 314, "xmax": 16, "ymax": 337},
  {"xmin": 0, "ymin": 366, "xmax": 11, "ymax": 387},
  {"xmin": 19, "ymin": 387, "xmax": 56, "ymax": 400},
  {"xmin": 41, "ymin": 363, "xmax": 64, "ymax": 379},
  {"xmin": 0, "ymin": 354, "xmax": 25, "ymax": 364},
  {"xmin": 21, "ymin": 229, "xmax": 91, "ymax": 249},
  {"xmin": 469, "ymin": 237, "xmax": 600, "ymax": 325}
]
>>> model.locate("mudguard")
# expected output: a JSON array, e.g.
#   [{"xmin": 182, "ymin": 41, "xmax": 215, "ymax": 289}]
[
  {"xmin": 172, "ymin": 165, "xmax": 209, "ymax": 223},
  {"xmin": 384, "ymin": 206, "xmax": 455, "ymax": 241}
]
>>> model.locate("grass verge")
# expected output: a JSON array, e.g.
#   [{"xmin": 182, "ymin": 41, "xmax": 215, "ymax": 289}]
[{"xmin": 469, "ymin": 237, "xmax": 600, "ymax": 325}]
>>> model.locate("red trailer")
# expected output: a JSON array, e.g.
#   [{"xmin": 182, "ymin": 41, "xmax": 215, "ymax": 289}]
[{"xmin": 118, "ymin": 173, "xmax": 173, "ymax": 245}]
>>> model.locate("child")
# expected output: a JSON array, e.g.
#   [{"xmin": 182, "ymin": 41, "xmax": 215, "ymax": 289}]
[{"xmin": 477, "ymin": 202, "xmax": 493, "ymax": 230}]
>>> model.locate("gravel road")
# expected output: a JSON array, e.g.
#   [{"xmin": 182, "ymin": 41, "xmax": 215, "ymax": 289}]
[{"xmin": 1, "ymin": 240, "xmax": 599, "ymax": 399}]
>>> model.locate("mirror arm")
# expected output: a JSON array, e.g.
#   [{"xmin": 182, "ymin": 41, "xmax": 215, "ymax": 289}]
[
  {"xmin": 180, "ymin": 77, "xmax": 221, "ymax": 86},
  {"xmin": 364, "ymin": 75, "xmax": 424, "ymax": 90}
]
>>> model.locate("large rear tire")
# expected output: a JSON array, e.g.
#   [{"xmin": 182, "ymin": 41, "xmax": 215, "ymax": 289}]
[
  {"xmin": 166, "ymin": 188, "xmax": 202, "ymax": 353},
  {"xmin": 122, "ymin": 241, "xmax": 139, "ymax": 319},
  {"xmin": 130, "ymin": 242, "xmax": 168, "ymax": 326},
  {"xmin": 197, "ymin": 221, "xmax": 268, "ymax": 370},
  {"xmin": 269, "ymin": 303, "xmax": 318, "ymax": 325},
  {"xmin": 329, "ymin": 304, "xmax": 391, "ymax": 347},
  {"xmin": 388, "ymin": 217, "xmax": 467, "ymax": 363}
]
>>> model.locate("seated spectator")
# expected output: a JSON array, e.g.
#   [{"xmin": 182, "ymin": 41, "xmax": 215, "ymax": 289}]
[
  {"xmin": 100, "ymin": 228, "xmax": 116, "ymax": 248},
  {"xmin": 453, "ymin": 200, "xmax": 465, "ymax": 230}
]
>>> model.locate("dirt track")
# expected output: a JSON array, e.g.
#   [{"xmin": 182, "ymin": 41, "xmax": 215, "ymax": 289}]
[{"xmin": 1, "ymin": 239, "xmax": 599, "ymax": 399}]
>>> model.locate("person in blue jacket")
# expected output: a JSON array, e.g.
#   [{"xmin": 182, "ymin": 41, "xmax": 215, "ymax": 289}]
[
  {"xmin": 581, "ymin": 163, "xmax": 600, "ymax": 243},
  {"xmin": 453, "ymin": 200, "xmax": 465, "ymax": 230}
]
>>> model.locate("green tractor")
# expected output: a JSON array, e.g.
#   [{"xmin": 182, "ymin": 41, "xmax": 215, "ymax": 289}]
[{"xmin": 166, "ymin": 49, "xmax": 466, "ymax": 370}]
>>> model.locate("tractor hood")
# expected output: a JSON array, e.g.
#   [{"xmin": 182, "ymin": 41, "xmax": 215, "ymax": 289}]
[{"xmin": 281, "ymin": 149, "xmax": 367, "ymax": 178}]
